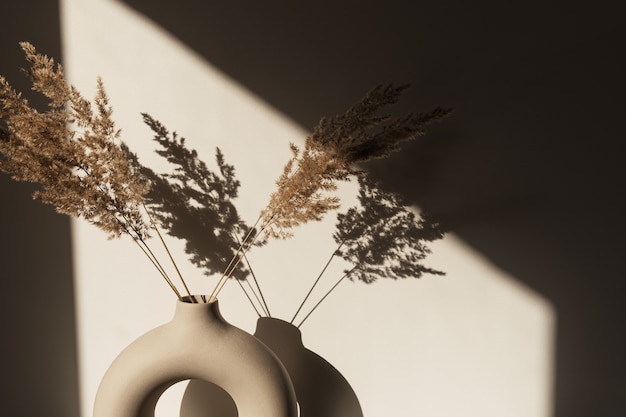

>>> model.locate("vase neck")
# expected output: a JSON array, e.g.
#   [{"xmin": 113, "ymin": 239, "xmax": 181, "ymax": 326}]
[
  {"xmin": 255, "ymin": 317, "xmax": 303, "ymax": 347},
  {"xmin": 172, "ymin": 296, "xmax": 224, "ymax": 324}
]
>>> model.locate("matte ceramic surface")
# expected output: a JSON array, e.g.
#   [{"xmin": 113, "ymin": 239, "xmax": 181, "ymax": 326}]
[{"xmin": 93, "ymin": 297, "xmax": 297, "ymax": 417}]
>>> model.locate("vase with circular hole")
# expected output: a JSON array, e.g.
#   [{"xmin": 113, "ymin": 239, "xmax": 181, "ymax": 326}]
[
  {"xmin": 93, "ymin": 296, "xmax": 298, "ymax": 417},
  {"xmin": 181, "ymin": 317, "xmax": 363, "ymax": 417}
]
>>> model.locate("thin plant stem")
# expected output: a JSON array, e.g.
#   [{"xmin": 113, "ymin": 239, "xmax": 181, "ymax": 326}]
[
  {"xmin": 234, "ymin": 233, "xmax": 271, "ymax": 317},
  {"xmin": 73, "ymin": 168, "xmax": 185, "ymax": 298},
  {"xmin": 211, "ymin": 217, "xmax": 262, "ymax": 299},
  {"xmin": 98, "ymin": 196, "xmax": 181, "ymax": 300},
  {"xmin": 212, "ymin": 209, "xmax": 286, "ymax": 300},
  {"xmin": 296, "ymin": 269, "xmax": 354, "ymax": 329},
  {"xmin": 136, "ymin": 236, "xmax": 181, "ymax": 295},
  {"xmin": 211, "ymin": 234, "xmax": 257, "ymax": 299},
  {"xmin": 143, "ymin": 204, "xmax": 194, "ymax": 302},
  {"xmin": 239, "ymin": 260, "xmax": 269, "ymax": 316},
  {"xmin": 213, "ymin": 232, "xmax": 269, "ymax": 314},
  {"xmin": 113, "ymin": 216, "xmax": 182, "ymax": 299},
  {"xmin": 243, "ymin": 278, "xmax": 268, "ymax": 316},
  {"xmin": 211, "ymin": 218, "xmax": 268, "ymax": 300},
  {"xmin": 243, "ymin": 254, "xmax": 270, "ymax": 317},
  {"xmin": 236, "ymin": 278, "xmax": 262, "ymax": 317},
  {"xmin": 290, "ymin": 242, "xmax": 344, "ymax": 324},
  {"xmin": 212, "ymin": 210, "xmax": 284, "ymax": 301},
  {"xmin": 131, "ymin": 237, "xmax": 181, "ymax": 299}
]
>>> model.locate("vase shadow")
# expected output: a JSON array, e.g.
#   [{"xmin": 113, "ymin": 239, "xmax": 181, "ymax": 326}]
[
  {"xmin": 181, "ymin": 317, "xmax": 363, "ymax": 417},
  {"xmin": 180, "ymin": 381, "xmax": 238, "ymax": 417}
]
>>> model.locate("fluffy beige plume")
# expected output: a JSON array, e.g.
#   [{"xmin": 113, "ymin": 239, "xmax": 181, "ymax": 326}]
[{"xmin": 0, "ymin": 42, "xmax": 150, "ymax": 240}]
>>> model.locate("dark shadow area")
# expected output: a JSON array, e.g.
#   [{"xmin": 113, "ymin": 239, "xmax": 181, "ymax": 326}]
[
  {"xmin": 182, "ymin": 318, "xmax": 363, "ymax": 417},
  {"xmin": 119, "ymin": 2, "xmax": 626, "ymax": 416},
  {"xmin": 254, "ymin": 318, "xmax": 363, "ymax": 417},
  {"xmin": 181, "ymin": 380, "xmax": 238, "ymax": 417},
  {"xmin": 132, "ymin": 114, "xmax": 253, "ymax": 281},
  {"xmin": 0, "ymin": 2, "xmax": 81, "ymax": 417},
  {"xmin": 134, "ymin": 92, "xmax": 445, "ymax": 293}
]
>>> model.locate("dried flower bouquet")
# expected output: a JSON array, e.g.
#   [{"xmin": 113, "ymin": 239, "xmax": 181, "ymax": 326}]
[{"xmin": 1, "ymin": 43, "xmax": 451, "ymax": 319}]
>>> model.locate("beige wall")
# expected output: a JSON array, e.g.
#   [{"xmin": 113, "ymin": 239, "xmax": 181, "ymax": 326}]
[{"xmin": 61, "ymin": 2, "xmax": 554, "ymax": 417}]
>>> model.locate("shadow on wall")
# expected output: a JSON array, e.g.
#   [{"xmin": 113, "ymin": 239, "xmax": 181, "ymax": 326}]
[
  {"xmin": 181, "ymin": 318, "xmax": 363, "ymax": 417},
  {"xmin": 0, "ymin": 2, "xmax": 80, "ymax": 417},
  {"xmin": 120, "ymin": 2, "xmax": 626, "ymax": 416}
]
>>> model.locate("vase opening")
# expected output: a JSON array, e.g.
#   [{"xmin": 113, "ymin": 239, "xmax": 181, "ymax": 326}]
[{"xmin": 181, "ymin": 295, "xmax": 217, "ymax": 304}]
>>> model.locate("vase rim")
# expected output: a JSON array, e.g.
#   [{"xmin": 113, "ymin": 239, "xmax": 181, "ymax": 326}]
[
  {"xmin": 173, "ymin": 295, "xmax": 224, "ymax": 323},
  {"xmin": 180, "ymin": 295, "xmax": 218, "ymax": 304}
]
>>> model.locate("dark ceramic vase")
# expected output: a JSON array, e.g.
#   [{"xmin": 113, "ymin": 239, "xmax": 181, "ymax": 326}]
[{"xmin": 181, "ymin": 317, "xmax": 363, "ymax": 417}]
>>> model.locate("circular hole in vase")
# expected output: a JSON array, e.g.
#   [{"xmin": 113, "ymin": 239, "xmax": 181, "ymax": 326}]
[
  {"xmin": 153, "ymin": 380, "xmax": 189, "ymax": 417},
  {"xmin": 179, "ymin": 379, "xmax": 238, "ymax": 417},
  {"xmin": 153, "ymin": 379, "xmax": 238, "ymax": 417}
]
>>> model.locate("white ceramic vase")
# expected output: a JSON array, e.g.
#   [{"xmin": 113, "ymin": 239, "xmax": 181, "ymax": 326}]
[{"xmin": 93, "ymin": 296, "xmax": 298, "ymax": 417}]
